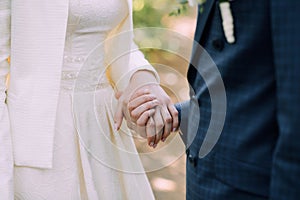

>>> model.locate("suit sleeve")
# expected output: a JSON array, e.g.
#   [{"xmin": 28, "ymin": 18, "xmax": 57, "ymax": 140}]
[
  {"xmin": 270, "ymin": 1, "xmax": 300, "ymax": 198},
  {"xmin": 175, "ymin": 100, "xmax": 190, "ymax": 145},
  {"xmin": 0, "ymin": 0, "xmax": 14, "ymax": 199}
]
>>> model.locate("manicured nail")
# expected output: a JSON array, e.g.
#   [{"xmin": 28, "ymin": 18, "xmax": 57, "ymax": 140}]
[
  {"xmin": 150, "ymin": 142, "xmax": 154, "ymax": 147},
  {"xmin": 153, "ymin": 144, "xmax": 157, "ymax": 148},
  {"xmin": 162, "ymin": 138, "xmax": 166, "ymax": 142},
  {"xmin": 172, "ymin": 128, "xmax": 177, "ymax": 132}
]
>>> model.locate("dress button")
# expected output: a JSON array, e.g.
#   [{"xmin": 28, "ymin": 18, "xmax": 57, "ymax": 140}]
[
  {"xmin": 188, "ymin": 154, "xmax": 197, "ymax": 167},
  {"xmin": 212, "ymin": 39, "xmax": 224, "ymax": 51},
  {"xmin": 74, "ymin": 56, "xmax": 84, "ymax": 63},
  {"xmin": 64, "ymin": 55, "xmax": 72, "ymax": 63},
  {"xmin": 191, "ymin": 95, "xmax": 197, "ymax": 101}
]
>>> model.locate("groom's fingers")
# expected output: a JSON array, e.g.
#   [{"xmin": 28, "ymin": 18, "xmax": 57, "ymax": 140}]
[
  {"xmin": 136, "ymin": 109, "xmax": 155, "ymax": 127},
  {"xmin": 153, "ymin": 108, "xmax": 164, "ymax": 146},
  {"xmin": 146, "ymin": 117, "xmax": 156, "ymax": 147},
  {"xmin": 128, "ymin": 94, "xmax": 157, "ymax": 113},
  {"xmin": 168, "ymin": 104, "xmax": 179, "ymax": 132},
  {"xmin": 160, "ymin": 107, "xmax": 172, "ymax": 142}
]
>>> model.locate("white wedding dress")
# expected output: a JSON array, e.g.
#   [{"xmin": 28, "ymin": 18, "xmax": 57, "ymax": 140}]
[{"xmin": 13, "ymin": 0, "xmax": 155, "ymax": 199}]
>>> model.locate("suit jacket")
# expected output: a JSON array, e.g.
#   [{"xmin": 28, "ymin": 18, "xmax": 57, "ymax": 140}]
[
  {"xmin": 178, "ymin": 0, "xmax": 300, "ymax": 199},
  {"xmin": 0, "ymin": 0, "xmax": 158, "ymax": 171}
]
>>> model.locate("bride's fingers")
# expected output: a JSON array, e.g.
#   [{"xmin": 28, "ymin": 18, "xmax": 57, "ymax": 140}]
[
  {"xmin": 128, "ymin": 94, "xmax": 157, "ymax": 113},
  {"xmin": 130, "ymin": 99, "xmax": 160, "ymax": 121},
  {"xmin": 115, "ymin": 91, "xmax": 123, "ymax": 99},
  {"xmin": 168, "ymin": 104, "xmax": 179, "ymax": 132},
  {"xmin": 114, "ymin": 97, "xmax": 124, "ymax": 131},
  {"xmin": 126, "ymin": 120, "xmax": 136, "ymax": 131},
  {"xmin": 160, "ymin": 107, "xmax": 172, "ymax": 142},
  {"xmin": 146, "ymin": 117, "xmax": 156, "ymax": 147}
]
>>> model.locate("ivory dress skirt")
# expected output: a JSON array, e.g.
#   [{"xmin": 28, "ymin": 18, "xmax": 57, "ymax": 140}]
[{"xmin": 13, "ymin": 0, "xmax": 155, "ymax": 199}]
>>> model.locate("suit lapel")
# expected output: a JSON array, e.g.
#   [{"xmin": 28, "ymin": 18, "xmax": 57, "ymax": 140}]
[
  {"xmin": 194, "ymin": 0, "xmax": 216, "ymax": 43},
  {"xmin": 190, "ymin": 0, "xmax": 215, "ymax": 63}
]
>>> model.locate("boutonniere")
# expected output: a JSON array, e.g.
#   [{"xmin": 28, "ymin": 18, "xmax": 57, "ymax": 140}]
[
  {"xmin": 172, "ymin": 0, "xmax": 235, "ymax": 44},
  {"xmin": 219, "ymin": 0, "xmax": 235, "ymax": 44}
]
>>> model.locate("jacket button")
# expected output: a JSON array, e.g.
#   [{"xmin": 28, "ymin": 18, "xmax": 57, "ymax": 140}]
[
  {"xmin": 188, "ymin": 154, "xmax": 197, "ymax": 167},
  {"xmin": 212, "ymin": 39, "xmax": 224, "ymax": 51},
  {"xmin": 191, "ymin": 95, "xmax": 201, "ymax": 106},
  {"xmin": 186, "ymin": 148, "xmax": 190, "ymax": 155}
]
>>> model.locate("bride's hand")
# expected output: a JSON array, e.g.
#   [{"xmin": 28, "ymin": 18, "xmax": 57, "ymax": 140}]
[
  {"xmin": 128, "ymin": 85, "xmax": 179, "ymax": 144},
  {"xmin": 114, "ymin": 71, "xmax": 179, "ymax": 147},
  {"xmin": 114, "ymin": 89, "xmax": 158, "ymax": 139}
]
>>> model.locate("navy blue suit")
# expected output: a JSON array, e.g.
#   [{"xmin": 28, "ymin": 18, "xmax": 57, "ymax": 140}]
[{"xmin": 177, "ymin": 1, "xmax": 300, "ymax": 199}]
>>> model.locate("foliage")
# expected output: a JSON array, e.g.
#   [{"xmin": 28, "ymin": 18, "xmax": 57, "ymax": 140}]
[
  {"xmin": 132, "ymin": 0, "xmax": 195, "ymax": 59},
  {"xmin": 133, "ymin": 0, "xmax": 173, "ymax": 27},
  {"xmin": 133, "ymin": 0, "xmax": 194, "ymax": 27}
]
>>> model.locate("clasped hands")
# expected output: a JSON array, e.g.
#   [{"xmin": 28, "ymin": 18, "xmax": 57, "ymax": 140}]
[{"xmin": 114, "ymin": 70, "xmax": 179, "ymax": 148}]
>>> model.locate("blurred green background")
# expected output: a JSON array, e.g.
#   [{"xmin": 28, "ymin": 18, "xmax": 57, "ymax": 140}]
[
  {"xmin": 132, "ymin": 1, "xmax": 197, "ymax": 199},
  {"xmin": 133, "ymin": 0, "xmax": 197, "ymax": 103}
]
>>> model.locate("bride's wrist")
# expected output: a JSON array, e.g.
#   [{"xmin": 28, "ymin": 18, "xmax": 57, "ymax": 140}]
[
  {"xmin": 128, "ymin": 70, "xmax": 159, "ymax": 92},
  {"xmin": 130, "ymin": 70, "xmax": 159, "ymax": 85}
]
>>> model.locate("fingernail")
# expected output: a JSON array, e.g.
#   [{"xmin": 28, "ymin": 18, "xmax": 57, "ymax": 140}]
[
  {"xmin": 153, "ymin": 144, "xmax": 157, "ymax": 148},
  {"xmin": 162, "ymin": 138, "xmax": 166, "ymax": 142},
  {"xmin": 150, "ymin": 142, "xmax": 154, "ymax": 147},
  {"xmin": 172, "ymin": 128, "xmax": 177, "ymax": 132},
  {"xmin": 114, "ymin": 123, "xmax": 119, "ymax": 131}
]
